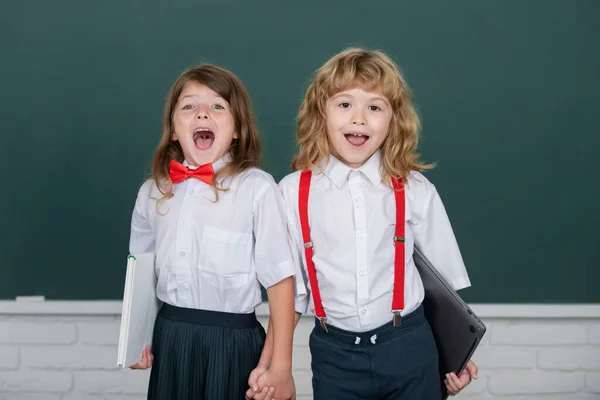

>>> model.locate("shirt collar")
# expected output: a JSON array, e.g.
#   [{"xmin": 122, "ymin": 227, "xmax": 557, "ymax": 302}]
[
  {"xmin": 183, "ymin": 152, "xmax": 232, "ymax": 173},
  {"xmin": 321, "ymin": 151, "xmax": 382, "ymax": 188}
]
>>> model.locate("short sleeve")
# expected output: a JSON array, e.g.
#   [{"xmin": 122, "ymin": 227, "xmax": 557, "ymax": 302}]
[
  {"xmin": 129, "ymin": 181, "xmax": 155, "ymax": 254},
  {"xmin": 279, "ymin": 176, "xmax": 310, "ymax": 314},
  {"xmin": 252, "ymin": 178, "xmax": 296, "ymax": 289},
  {"xmin": 411, "ymin": 183, "xmax": 471, "ymax": 290}
]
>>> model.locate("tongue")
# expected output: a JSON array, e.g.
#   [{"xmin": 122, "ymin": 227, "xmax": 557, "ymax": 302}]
[
  {"xmin": 346, "ymin": 135, "xmax": 367, "ymax": 146},
  {"xmin": 194, "ymin": 134, "xmax": 214, "ymax": 150}
]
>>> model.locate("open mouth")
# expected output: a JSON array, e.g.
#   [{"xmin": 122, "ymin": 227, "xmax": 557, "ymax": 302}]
[
  {"xmin": 193, "ymin": 128, "xmax": 215, "ymax": 150},
  {"xmin": 345, "ymin": 133, "xmax": 370, "ymax": 148}
]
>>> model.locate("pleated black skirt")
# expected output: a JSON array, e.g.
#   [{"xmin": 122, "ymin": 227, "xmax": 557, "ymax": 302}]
[{"xmin": 147, "ymin": 303, "xmax": 266, "ymax": 400}]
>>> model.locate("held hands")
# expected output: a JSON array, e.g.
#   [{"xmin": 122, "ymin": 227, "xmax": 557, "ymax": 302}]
[
  {"xmin": 245, "ymin": 364, "xmax": 295, "ymax": 400},
  {"xmin": 445, "ymin": 360, "xmax": 478, "ymax": 396},
  {"xmin": 129, "ymin": 345, "xmax": 153, "ymax": 369},
  {"xmin": 257, "ymin": 367, "xmax": 295, "ymax": 400},
  {"xmin": 246, "ymin": 365, "xmax": 273, "ymax": 400}
]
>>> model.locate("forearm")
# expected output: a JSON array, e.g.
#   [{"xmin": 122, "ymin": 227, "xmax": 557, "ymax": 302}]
[
  {"xmin": 265, "ymin": 277, "xmax": 295, "ymax": 372},
  {"xmin": 258, "ymin": 310, "xmax": 303, "ymax": 369},
  {"xmin": 257, "ymin": 318, "xmax": 274, "ymax": 368}
]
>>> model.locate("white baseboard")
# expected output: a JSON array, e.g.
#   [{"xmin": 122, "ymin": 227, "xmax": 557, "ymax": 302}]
[{"xmin": 1, "ymin": 300, "xmax": 599, "ymax": 318}]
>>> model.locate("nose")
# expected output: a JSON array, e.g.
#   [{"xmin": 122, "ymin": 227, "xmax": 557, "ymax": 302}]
[
  {"xmin": 196, "ymin": 107, "xmax": 210, "ymax": 120},
  {"xmin": 351, "ymin": 110, "xmax": 366, "ymax": 126}
]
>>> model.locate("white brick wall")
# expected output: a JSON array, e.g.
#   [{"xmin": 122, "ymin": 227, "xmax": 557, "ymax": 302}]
[{"xmin": 0, "ymin": 303, "xmax": 598, "ymax": 400}]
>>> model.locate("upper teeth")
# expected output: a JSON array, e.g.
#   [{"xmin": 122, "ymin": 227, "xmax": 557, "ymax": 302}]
[
  {"xmin": 350, "ymin": 133, "xmax": 364, "ymax": 136},
  {"xmin": 196, "ymin": 128, "xmax": 210, "ymax": 132}
]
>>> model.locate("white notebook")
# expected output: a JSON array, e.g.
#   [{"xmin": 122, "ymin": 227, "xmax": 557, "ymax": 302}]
[{"xmin": 117, "ymin": 253, "xmax": 161, "ymax": 368}]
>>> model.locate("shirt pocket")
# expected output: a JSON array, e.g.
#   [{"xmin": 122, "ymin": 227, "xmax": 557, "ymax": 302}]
[{"xmin": 198, "ymin": 225, "xmax": 252, "ymax": 290}]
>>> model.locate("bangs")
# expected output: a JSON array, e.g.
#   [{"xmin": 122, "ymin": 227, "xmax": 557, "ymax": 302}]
[
  {"xmin": 180, "ymin": 74, "xmax": 230, "ymax": 103},
  {"xmin": 172, "ymin": 66, "xmax": 239, "ymax": 108},
  {"xmin": 325, "ymin": 66, "xmax": 403, "ymax": 108}
]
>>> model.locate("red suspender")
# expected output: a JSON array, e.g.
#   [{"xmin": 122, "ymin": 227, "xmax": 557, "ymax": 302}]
[
  {"xmin": 297, "ymin": 170, "xmax": 407, "ymax": 331},
  {"xmin": 298, "ymin": 170, "xmax": 328, "ymax": 331},
  {"xmin": 391, "ymin": 177, "xmax": 406, "ymax": 327}
]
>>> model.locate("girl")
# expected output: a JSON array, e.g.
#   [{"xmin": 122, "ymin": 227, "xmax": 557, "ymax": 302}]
[
  {"xmin": 250, "ymin": 48, "xmax": 478, "ymax": 399},
  {"xmin": 128, "ymin": 64, "xmax": 296, "ymax": 400}
]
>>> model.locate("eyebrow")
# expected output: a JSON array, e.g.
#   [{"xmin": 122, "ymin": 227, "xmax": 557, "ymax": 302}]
[
  {"xmin": 331, "ymin": 93, "xmax": 390, "ymax": 105},
  {"xmin": 370, "ymin": 96, "xmax": 389, "ymax": 104}
]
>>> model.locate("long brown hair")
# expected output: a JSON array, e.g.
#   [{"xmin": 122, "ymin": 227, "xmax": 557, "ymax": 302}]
[
  {"xmin": 151, "ymin": 64, "xmax": 260, "ymax": 204},
  {"xmin": 293, "ymin": 48, "xmax": 433, "ymax": 185}
]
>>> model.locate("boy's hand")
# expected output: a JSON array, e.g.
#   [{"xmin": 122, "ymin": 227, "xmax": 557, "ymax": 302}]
[
  {"xmin": 445, "ymin": 360, "xmax": 478, "ymax": 396},
  {"xmin": 129, "ymin": 345, "xmax": 153, "ymax": 369},
  {"xmin": 256, "ymin": 368, "xmax": 295, "ymax": 400}
]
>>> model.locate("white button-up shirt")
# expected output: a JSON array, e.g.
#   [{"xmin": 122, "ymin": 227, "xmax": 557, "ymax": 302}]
[
  {"xmin": 280, "ymin": 151, "xmax": 471, "ymax": 332},
  {"xmin": 129, "ymin": 156, "xmax": 297, "ymax": 313}
]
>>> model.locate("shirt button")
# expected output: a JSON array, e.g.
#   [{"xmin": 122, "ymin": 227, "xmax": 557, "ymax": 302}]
[
  {"xmin": 354, "ymin": 196, "xmax": 361, "ymax": 202},
  {"xmin": 179, "ymin": 251, "xmax": 185, "ymax": 256},
  {"xmin": 358, "ymin": 270, "xmax": 366, "ymax": 277},
  {"xmin": 357, "ymin": 233, "xmax": 365, "ymax": 239},
  {"xmin": 360, "ymin": 308, "xmax": 367, "ymax": 316},
  {"xmin": 188, "ymin": 190, "xmax": 194, "ymax": 195},
  {"xmin": 182, "ymin": 220, "xmax": 187, "ymax": 225}
]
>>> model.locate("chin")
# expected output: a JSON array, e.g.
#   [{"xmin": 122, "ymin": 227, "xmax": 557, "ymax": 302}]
[
  {"xmin": 340, "ymin": 148, "xmax": 371, "ymax": 162},
  {"xmin": 186, "ymin": 151, "xmax": 214, "ymax": 166},
  {"xmin": 338, "ymin": 156, "xmax": 368, "ymax": 168}
]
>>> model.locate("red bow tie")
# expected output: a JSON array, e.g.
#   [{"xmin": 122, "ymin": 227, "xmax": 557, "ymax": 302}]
[{"xmin": 169, "ymin": 160, "xmax": 214, "ymax": 185}]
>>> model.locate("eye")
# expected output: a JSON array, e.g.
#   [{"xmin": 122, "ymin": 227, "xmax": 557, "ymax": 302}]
[
  {"xmin": 212, "ymin": 104, "xmax": 225, "ymax": 110},
  {"xmin": 368, "ymin": 105, "xmax": 381, "ymax": 111},
  {"xmin": 181, "ymin": 104, "xmax": 194, "ymax": 110},
  {"xmin": 339, "ymin": 102, "xmax": 351, "ymax": 108}
]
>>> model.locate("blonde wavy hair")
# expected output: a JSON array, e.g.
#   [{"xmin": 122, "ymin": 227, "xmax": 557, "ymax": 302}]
[
  {"xmin": 292, "ymin": 48, "xmax": 433, "ymax": 184},
  {"xmin": 150, "ymin": 64, "xmax": 260, "ymax": 207}
]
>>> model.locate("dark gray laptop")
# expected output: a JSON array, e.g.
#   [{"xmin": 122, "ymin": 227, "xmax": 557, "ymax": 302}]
[{"xmin": 413, "ymin": 246, "xmax": 486, "ymax": 400}]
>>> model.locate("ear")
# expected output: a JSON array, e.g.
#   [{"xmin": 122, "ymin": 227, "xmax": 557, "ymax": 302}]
[
  {"xmin": 171, "ymin": 132, "xmax": 178, "ymax": 141},
  {"xmin": 233, "ymin": 131, "xmax": 240, "ymax": 139}
]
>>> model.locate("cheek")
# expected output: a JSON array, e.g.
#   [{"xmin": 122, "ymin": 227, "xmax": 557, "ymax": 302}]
[
  {"xmin": 219, "ymin": 114, "xmax": 237, "ymax": 133},
  {"xmin": 172, "ymin": 115, "xmax": 190, "ymax": 135},
  {"xmin": 326, "ymin": 124, "xmax": 341, "ymax": 147},
  {"xmin": 229, "ymin": 116, "xmax": 238, "ymax": 135},
  {"xmin": 326, "ymin": 114, "xmax": 343, "ymax": 136},
  {"xmin": 171, "ymin": 122, "xmax": 182, "ymax": 140},
  {"xmin": 375, "ymin": 115, "xmax": 393, "ymax": 136}
]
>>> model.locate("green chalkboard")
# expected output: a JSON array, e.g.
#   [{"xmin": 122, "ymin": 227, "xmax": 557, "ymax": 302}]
[{"xmin": 1, "ymin": 0, "xmax": 599, "ymax": 302}]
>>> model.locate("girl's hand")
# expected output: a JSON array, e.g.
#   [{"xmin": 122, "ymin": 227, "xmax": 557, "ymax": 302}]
[
  {"xmin": 129, "ymin": 345, "xmax": 153, "ymax": 369},
  {"xmin": 256, "ymin": 368, "xmax": 295, "ymax": 400},
  {"xmin": 246, "ymin": 386, "xmax": 276, "ymax": 400},
  {"xmin": 245, "ymin": 365, "xmax": 270, "ymax": 399}
]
